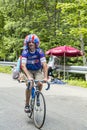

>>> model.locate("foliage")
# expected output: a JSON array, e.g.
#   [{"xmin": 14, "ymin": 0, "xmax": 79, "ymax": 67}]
[{"xmin": 0, "ymin": 0, "xmax": 87, "ymax": 70}]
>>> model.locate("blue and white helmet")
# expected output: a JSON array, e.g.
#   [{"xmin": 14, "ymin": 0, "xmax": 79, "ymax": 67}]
[{"xmin": 23, "ymin": 34, "xmax": 40, "ymax": 49}]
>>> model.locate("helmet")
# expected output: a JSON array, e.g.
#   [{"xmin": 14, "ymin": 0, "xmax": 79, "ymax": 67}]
[{"xmin": 23, "ymin": 34, "xmax": 40, "ymax": 49}]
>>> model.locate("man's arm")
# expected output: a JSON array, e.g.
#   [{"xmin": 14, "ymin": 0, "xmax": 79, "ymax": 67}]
[
  {"xmin": 21, "ymin": 63, "xmax": 31, "ymax": 80},
  {"xmin": 42, "ymin": 62, "xmax": 48, "ymax": 80}
]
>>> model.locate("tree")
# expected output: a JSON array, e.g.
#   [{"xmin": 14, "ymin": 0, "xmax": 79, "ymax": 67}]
[{"xmin": 0, "ymin": 0, "xmax": 87, "ymax": 65}]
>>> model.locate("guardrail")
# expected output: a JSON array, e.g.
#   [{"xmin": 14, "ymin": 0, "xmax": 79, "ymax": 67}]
[
  {"xmin": 0, "ymin": 61, "xmax": 17, "ymax": 67},
  {"xmin": 57, "ymin": 65, "xmax": 87, "ymax": 74},
  {"xmin": 0, "ymin": 61, "xmax": 87, "ymax": 73},
  {"xmin": 0, "ymin": 61, "xmax": 87, "ymax": 80},
  {"xmin": 56, "ymin": 65, "xmax": 87, "ymax": 81}
]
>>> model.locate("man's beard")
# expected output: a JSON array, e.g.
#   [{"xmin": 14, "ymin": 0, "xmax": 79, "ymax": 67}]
[{"xmin": 29, "ymin": 46, "xmax": 35, "ymax": 52}]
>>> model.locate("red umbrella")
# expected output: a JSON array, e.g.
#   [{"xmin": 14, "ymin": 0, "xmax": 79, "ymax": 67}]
[
  {"xmin": 46, "ymin": 45, "xmax": 83, "ymax": 57},
  {"xmin": 46, "ymin": 45, "xmax": 83, "ymax": 80}
]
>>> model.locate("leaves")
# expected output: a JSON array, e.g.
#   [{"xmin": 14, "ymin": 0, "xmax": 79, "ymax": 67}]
[{"xmin": 0, "ymin": 0, "xmax": 87, "ymax": 65}]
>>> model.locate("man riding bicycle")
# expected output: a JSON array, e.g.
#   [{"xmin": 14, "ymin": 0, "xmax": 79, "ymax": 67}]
[{"xmin": 21, "ymin": 34, "xmax": 48, "ymax": 113}]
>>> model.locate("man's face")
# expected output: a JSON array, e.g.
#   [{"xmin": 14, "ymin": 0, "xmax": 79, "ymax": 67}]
[{"xmin": 28, "ymin": 42, "xmax": 36, "ymax": 52}]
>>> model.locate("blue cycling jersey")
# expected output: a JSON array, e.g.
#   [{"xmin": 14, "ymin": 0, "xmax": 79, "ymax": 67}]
[{"xmin": 22, "ymin": 48, "xmax": 46, "ymax": 70}]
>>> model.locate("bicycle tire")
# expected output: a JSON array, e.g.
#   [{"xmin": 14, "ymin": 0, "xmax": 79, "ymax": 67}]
[{"xmin": 33, "ymin": 91, "xmax": 46, "ymax": 129}]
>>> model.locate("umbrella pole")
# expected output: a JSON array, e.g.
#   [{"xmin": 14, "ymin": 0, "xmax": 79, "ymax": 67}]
[{"xmin": 64, "ymin": 52, "xmax": 65, "ymax": 81}]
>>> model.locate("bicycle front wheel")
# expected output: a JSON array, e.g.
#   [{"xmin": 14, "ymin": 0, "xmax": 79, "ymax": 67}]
[{"xmin": 33, "ymin": 91, "xmax": 46, "ymax": 129}]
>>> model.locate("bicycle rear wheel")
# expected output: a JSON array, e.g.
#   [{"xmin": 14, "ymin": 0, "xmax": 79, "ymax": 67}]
[{"xmin": 33, "ymin": 91, "xmax": 46, "ymax": 129}]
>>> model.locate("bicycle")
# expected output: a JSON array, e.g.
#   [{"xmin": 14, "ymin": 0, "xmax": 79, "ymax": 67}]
[{"xmin": 27, "ymin": 80, "xmax": 50, "ymax": 129}]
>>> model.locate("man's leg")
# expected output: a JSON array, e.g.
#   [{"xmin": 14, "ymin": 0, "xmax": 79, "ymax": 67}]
[
  {"xmin": 34, "ymin": 70, "xmax": 44, "ymax": 106},
  {"xmin": 24, "ymin": 71, "xmax": 33, "ymax": 113},
  {"xmin": 24, "ymin": 88, "xmax": 31, "ymax": 113},
  {"xmin": 25, "ymin": 89, "xmax": 31, "ymax": 105}
]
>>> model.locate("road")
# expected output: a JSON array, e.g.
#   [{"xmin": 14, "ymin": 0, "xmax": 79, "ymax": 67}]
[{"xmin": 0, "ymin": 73, "xmax": 87, "ymax": 130}]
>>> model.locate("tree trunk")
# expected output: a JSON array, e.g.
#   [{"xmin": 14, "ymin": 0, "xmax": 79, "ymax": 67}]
[{"xmin": 78, "ymin": 11, "xmax": 87, "ymax": 81}]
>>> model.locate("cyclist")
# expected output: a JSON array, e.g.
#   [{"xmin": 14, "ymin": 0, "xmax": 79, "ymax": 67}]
[{"xmin": 21, "ymin": 34, "xmax": 48, "ymax": 113}]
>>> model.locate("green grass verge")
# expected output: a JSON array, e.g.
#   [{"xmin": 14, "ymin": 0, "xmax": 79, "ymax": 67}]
[
  {"xmin": 67, "ymin": 79, "xmax": 87, "ymax": 88},
  {"xmin": 0, "ymin": 65, "xmax": 12, "ymax": 74}
]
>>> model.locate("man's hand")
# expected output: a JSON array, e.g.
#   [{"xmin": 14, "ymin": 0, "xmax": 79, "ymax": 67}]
[
  {"xmin": 28, "ymin": 77, "xmax": 33, "ymax": 81},
  {"xmin": 43, "ymin": 77, "xmax": 48, "ymax": 82}
]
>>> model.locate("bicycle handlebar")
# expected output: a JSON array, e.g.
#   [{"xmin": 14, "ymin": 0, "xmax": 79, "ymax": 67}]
[{"xmin": 27, "ymin": 80, "xmax": 50, "ymax": 90}]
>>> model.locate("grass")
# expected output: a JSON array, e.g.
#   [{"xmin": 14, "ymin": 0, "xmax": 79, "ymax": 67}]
[
  {"xmin": 0, "ymin": 65, "xmax": 12, "ymax": 74},
  {"xmin": 67, "ymin": 79, "xmax": 87, "ymax": 88}
]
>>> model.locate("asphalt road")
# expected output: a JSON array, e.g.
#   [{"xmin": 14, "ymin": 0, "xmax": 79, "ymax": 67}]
[{"xmin": 0, "ymin": 73, "xmax": 87, "ymax": 130}]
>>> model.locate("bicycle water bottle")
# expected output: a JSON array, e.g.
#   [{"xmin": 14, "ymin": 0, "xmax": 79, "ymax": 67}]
[{"xmin": 32, "ymin": 87, "xmax": 35, "ymax": 99}]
